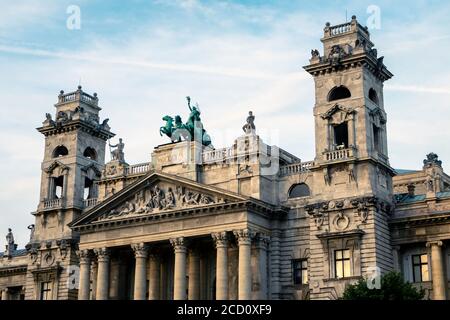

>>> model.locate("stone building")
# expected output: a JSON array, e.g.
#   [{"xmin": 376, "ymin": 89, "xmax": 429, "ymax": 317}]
[{"xmin": 1, "ymin": 16, "xmax": 449, "ymax": 300}]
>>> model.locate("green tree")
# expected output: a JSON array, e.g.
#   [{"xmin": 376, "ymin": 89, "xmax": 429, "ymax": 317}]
[{"xmin": 342, "ymin": 271, "xmax": 425, "ymax": 300}]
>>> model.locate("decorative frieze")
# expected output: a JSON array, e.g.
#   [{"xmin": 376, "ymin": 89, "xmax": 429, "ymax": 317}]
[{"xmin": 97, "ymin": 183, "xmax": 222, "ymax": 221}]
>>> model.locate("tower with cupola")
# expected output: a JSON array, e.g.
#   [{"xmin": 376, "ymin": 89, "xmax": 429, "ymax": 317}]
[
  {"xmin": 25, "ymin": 86, "xmax": 114, "ymax": 300},
  {"xmin": 303, "ymin": 16, "xmax": 395, "ymax": 299}
]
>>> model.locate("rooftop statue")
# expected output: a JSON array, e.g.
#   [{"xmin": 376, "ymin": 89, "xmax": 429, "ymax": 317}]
[
  {"xmin": 160, "ymin": 96, "xmax": 212, "ymax": 147},
  {"xmin": 242, "ymin": 111, "xmax": 256, "ymax": 134},
  {"xmin": 109, "ymin": 138, "xmax": 125, "ymax": 162}
]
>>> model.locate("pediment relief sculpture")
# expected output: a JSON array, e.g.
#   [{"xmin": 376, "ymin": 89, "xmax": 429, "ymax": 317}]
[{"xmin": 96, "ymin": 183, "xmax": 225, "ymax": 221}]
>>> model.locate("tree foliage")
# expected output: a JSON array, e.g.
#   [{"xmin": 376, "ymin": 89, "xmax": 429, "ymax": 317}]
[{"xmin": 342, "ymin": 272, "xmax": 425, "ymax": 300}]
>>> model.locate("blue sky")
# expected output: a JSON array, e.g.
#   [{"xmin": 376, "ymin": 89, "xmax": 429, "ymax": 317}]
[{"xmin": 1, "ymin": 0, "xmax": 450, "ymax": 247}]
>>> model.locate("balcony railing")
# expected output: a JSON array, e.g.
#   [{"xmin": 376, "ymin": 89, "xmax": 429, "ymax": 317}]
[
  {"xmin": 124, "ymin": 162, "xmax": 151, "ymax": 175},
  {"xmin": 83, "ymin": 198, "xmax": 98, "ymax": 209},
  {"xmin": 330, "ymin": 22, "xmax": 352, "ymax": 36},
  {"xmin": 43, "ymin": 198, "xmax": 61, "ymax": 209},
  {"xmin": 58, "ymin": 87, "xmax": 98, "ymax": 106},
  {"xmin": 279, "ymin": 161, "xmax": 314, "ymax": 176},
  {"xmin": 324, "ymin": 147, "xmax": 356, "ymax": 161}
]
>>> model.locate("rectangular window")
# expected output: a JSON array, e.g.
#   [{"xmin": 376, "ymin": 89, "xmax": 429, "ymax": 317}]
[
  {"xmin": 40, "ymin": 282, "xmax": 52, "ymax": 300},
  {"xmin": 373, "ymin": 124, "xmax": 380, "ymax": 152},
  {"xmin": 293, "ymin": 259, "xmax": 308, "ymax": 285},
  {"xmin": 412, "ymin": 254, "xmax": 429, "ymax": 282},
  {"xmin": 335, "ymin": 249, "xmax": 351, "ymax": 278},
  {"xmin": 333, "ymin": 123, "xmax": 349, "ymax": 149}
]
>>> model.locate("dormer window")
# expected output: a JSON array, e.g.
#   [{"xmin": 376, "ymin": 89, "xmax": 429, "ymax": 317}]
[
  {"xmin": 52, "ymin": 145, "xmax": 68, "ymax": 158},
  {"xmin": 328, "ymin": 86, "xmax": 351, "ymax": 102}
]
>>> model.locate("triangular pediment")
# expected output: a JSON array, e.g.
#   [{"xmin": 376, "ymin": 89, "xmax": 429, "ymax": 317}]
[
  {"xmin": 70, "ymin": 171, "xmax": 249, "ymax": 226},
  {"xmin": 321, "ymin": 104, "xmax": 355, "ymax": 120}
]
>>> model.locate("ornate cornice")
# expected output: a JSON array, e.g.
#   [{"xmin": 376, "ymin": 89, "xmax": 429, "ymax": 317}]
[
  {"xmin": 37, "ymin": 119, "xmax": 115, "ymax": 141},
  {"xmin": 0, "ymin": 265, "xmax": 27, "ymax": 276}
]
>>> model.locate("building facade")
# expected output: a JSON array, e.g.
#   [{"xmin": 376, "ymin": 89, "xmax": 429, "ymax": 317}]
[{"xmin": 1, "ymin": 16, "xmax": 449, "ymax": 300}]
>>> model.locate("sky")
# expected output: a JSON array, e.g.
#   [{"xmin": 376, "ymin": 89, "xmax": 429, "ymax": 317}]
[{"xmin": 1, "ymin": 0, "xmax": 450, "ymax": 248}]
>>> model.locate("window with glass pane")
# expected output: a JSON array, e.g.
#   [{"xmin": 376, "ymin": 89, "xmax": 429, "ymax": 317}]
[
  {"xmin": 412, "ymin": 254, "xmax": 429, "ymax": 282},
  {"xmin": 334, "ymin": 249, "xmax": 351, "ymax": 278},
  {"xmin": 40, "ymin": 282, "xmax": 52, "ymax": 300},
  {"xmin": 293, "ymin": 259, "xmax": 308, "ymax": 285}
]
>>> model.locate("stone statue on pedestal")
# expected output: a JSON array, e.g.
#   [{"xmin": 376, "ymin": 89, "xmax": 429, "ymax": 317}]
[
  {"xmin": 242, "ymin": 111, "xmax": 256, "ymax": 134},
  {"xmin": 109, "ymin": 138, "xmax": 125, "ymax": 162}
]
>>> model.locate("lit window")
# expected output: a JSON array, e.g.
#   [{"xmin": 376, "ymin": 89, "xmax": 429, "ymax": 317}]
[
  {"xmin": 40, "ymin": 282, "xmax": 52, "ymax": 300},
  {"xmin": 335, "ymin": 249, "xmax": 351, "ymax": 278},
  {"xmin": 293, "ymin": 259, "xmax": 308, "ymax": 285},
  {"xmin": 412, "ymin": 254, "xmax": 429, "ymax": 282}
]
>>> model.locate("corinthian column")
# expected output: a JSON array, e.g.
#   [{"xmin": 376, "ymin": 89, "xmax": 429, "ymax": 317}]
[
  {"xmin": 94, "ymin": 247, "xmax": 110, "ymax": 300},
  {"xmin": 188, "ymin": 248, "xmax": 200, "ymax": 300},
  {"xmin": 426, "ymin": 241, "xmax": 447, "ymax": 300},
  {"xmin": 170, "ymin": 237, "xmax": 187, "ymax": 300},
  {"xmin": 148, "ymin": 251, "xmax": 161, "ymax": 300},
  {"xmin": 77, "ymin": 249, "xmax": 91, "ymax": 300},
  {"xmin": 132, "ymin": 243, "xmax": 149, "ymax": 300},
  {"xmin": 234, "ymin": 228, "xmax": 255, "ymax": 300},
  {"xmin": 212, "ymin": 232, "xmax": 229, "ymax": 300}
]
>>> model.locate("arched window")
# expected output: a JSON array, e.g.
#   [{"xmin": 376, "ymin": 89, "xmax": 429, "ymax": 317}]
[
  {"xmin": 328, "ymin": 86, "xmax": 351, "ymax": 102},
  {"xmin": 369, "ymin": 88, "xmax": 379, "ymax": 105},
  {"xmin": 288, "ymin": 183, "xmax": 311, "ymax": 198},
  {"xmin": 52, "ymin": 145, "xmax": 68, "ymax": 158},
  {"xmin": 83, "ymin": 147, "xmax": 97, "ymax": 161}
]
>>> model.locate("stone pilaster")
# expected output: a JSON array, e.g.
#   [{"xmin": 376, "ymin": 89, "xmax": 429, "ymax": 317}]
[
  {"xmin": 254, "ymin": 233, "xmax": 270, "ymax": 299},
  {"xmin": 426, "ymin": 241, "xmax": 447, "ymax": 300},
  {"xmin": 234, "ymin": 228, "xmax": 255, "ymax": 300},
  {"xmin": 132, "ymin": 243, "xmax": 149, "ymax": 300},
  {"xmin": 188, "ymin": 248, "xmax": 200, "ymax": 300},
  {"xmin": 148, "ymin": 251, "xmax": 161, "ymax": 300},
  {"xmin": 77, "ymin": 249, "xmax": 91, "ymax": 300},
  {"xmin": 94, "ymin": 247, "xmax": 110, "ymax": 300},
  {"xmin": 170, "ymin": 237, "xmax": 187, "ymax": 300},
  {"xmin": 212, "ymin": 232, "xmax": 229, "ymax": 300}
]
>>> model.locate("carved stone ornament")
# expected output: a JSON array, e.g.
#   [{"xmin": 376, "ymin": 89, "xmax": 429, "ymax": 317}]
[
  {"xmin": 211, "ymin": 232, "xmax": 229, "ymax": 248},
  {"xmin": 333, "ymin": 211, "xmax": 350, "ymax": 231},
  {"xmin": 97, "ymin": 183, "xmax": 219, "ymax": 221},
  {"xmin": 170, "ymin": 237, "xmax": 186, "ymax": 252},
  {"xmin": 131, "ymin": 243, "xmax": 149, "ymax": 258},
  {"xmin": 233, "ymin": 228, "xmax": 256, "ymax": 245}
]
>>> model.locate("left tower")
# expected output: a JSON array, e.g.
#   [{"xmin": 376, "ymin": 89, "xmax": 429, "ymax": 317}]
[{"xmin": 26, "ymin": 86, "xmax": 114, "ymax": 300}]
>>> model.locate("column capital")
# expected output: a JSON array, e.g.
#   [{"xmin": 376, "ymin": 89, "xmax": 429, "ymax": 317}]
[
  {"xmin": 233, "ymin": 228, "xmax": 256, "ymax": 245},
  {"xmin": 426, "ymin": 240, "xmax": 444, "ymax": 248},
  {"xmin": 94, "ymin": 247, "xmax": 110, "ymax": 262},
  {"xmin": 170, "ymin": 237, "xmax": 187, "ymax": 253},
  {"xmin": 77, "ymin": 249, "xmax": 92, "ymax": 264},
  {"xmin": 131, "ymin": 243, "xmax": 149, "ymax": 258},
  {"xmin": 212, "ymin": 232, "xmax": 229, "ymax": 248},
  {"xmin": 255, "ymin": 233, "xmax": 270, "ymax": 248}
]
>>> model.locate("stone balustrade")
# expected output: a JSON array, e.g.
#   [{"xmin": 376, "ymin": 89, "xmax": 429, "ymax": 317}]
[
  {"xmin": 202, "ymin": 147, "xmax": 234, "ymax": 163},
  {"xmin": 324, "ymin": 147, "xmax": 356, "ymax": 162},
  {"xmin": 58, "ymin": 87, "xmax": 98, "ymax": 106},
  {"xmin": 279, "ymin": 161, "xmax": 314, "ymax": 176},
  {"xmin": 83, "ymin": 198, "xmax": 98, "ymax": 209},
  {"xmin": 329, "ymin": 22, "xmax": 352, "ymax": 36},
  {"xmin": 124, "ymin": 162, "xmax": 151, "ymax": 175},
  {"xmin": 43, "ymin": 198, "xmax": 62, "ymax": 209}
]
